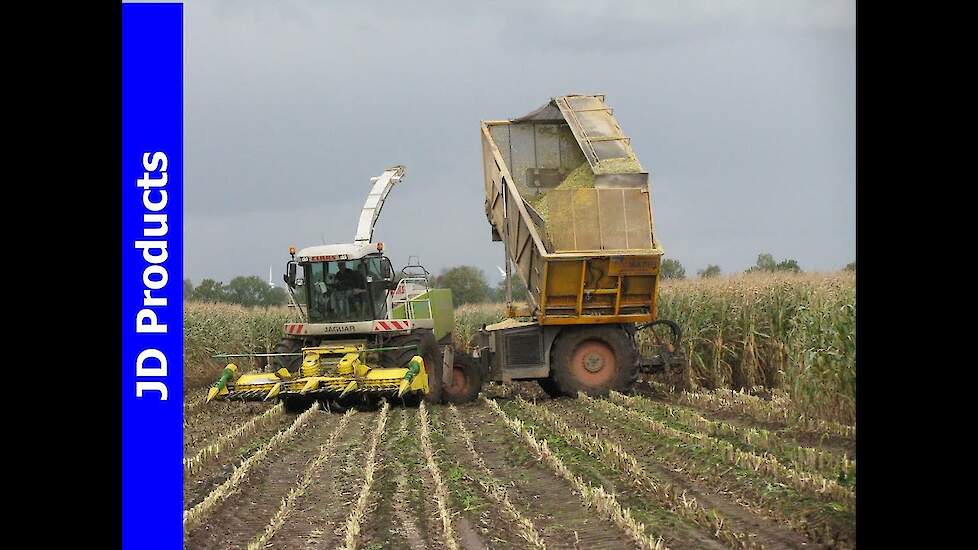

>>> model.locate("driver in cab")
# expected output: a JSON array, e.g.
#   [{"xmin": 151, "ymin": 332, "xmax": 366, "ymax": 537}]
[
  {"xmin": 335, "ymin": 261, "xmax": 365, "ymax": 291},
  {"xmin": 332, "ymin": 261, "xmax": 366, "ymax": 317}
]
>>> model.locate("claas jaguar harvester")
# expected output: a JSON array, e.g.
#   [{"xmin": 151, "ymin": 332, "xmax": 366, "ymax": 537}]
[
  {"xmin": 207, "ymin": 166, "xmax": 482, "ymax": 410},
  {"xmin": 471, "ymin": 94, "xmax": 689, "ymax": 397}
]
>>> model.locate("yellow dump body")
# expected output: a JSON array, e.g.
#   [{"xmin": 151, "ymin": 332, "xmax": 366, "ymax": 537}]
[{"xmin": 481, "ymin": 94, "xmax": 663, "ymax": 325}]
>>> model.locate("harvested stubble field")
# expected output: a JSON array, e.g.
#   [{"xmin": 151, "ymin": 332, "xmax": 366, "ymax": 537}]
[{"xmin": 183, "ymin": 272, "xmax": 856, "ymax": 549}]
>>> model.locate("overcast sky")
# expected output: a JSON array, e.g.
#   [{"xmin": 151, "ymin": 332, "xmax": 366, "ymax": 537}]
[{"xmin": 184, "ymin": 0, "xmax": 855, "ymax": 286}]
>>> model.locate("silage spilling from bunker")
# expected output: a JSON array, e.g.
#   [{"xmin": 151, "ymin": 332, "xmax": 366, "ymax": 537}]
[{"xmin": 523, "ymin": 158, "xmax": 640, "ymax": 246}]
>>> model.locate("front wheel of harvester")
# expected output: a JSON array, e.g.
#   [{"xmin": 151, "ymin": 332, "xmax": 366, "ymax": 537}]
[
  {"xmin": 270, "ymin": 337, "xmax": 304, "ymax": 373},
  {"xmin": 443, "ymin": 353, "xmax": 484, "ymax": 404},
  {"xmin": 551, "ymin": 325, "xmax": 639, "ymax": 397},
  {"xmin": 380, "ymin": 331, "xmax": 442, "ymax": 405}
]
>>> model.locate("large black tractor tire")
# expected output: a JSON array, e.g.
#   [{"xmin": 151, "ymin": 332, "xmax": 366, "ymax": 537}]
[
  {"xmin": 443, "ymin": 352, "xmax": 484, "ymax": 404},
  {"xmin": 537, "ymin": 376, "xmax": 566, "ymax": 398},
  {"xmin": 270, "ymin": 337, "xmax": 304, "ymax": 373},
  {"xmin": 551, "ymin": 325, "xmax": 639, "ymax": 397},
  {"xmin": 380, "ymin": 331, "xmax": 442, "ymax": 404}
]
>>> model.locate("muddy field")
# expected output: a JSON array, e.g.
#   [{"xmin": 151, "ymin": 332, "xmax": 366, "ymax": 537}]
[{"xmin": 184, "ymin": 382, "xmax": 856, "ymax": 550}]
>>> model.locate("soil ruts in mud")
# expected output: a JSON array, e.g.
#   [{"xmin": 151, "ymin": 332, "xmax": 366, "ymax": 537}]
[
  {"xmin": 428, "ymin": 407, "xmax": 527, "ymax": 550},
  {"xmin": 501, "ymin": 399, "xmax": 728, "ymax": 550},
  {"xmin": 451, "ymin": 402, "xmax": 635, "ymax": 550},
  {"xmin": 551, "ymin": 398, "xmax": 853, "ymax": 549},
  {"xmin": 547, "ymin": 398, "xmax": 817, "ymax": 550},
  {"xmin": 184, "ymin": 391, "xmax": 855, "ymax": 550},
  {"xmin": 185, "ymin": 410, "xmax": 367, "ymax": 549},
  {"xmin": 184, "ymin": 409, "xmax": 296, "ymax": 508},
  {"xmin": 184, "ymin": 400, "xmax": 279, "ymax": 458},
  {"xmin": 632, "ymin": 385, "xmax": 857, "ymax": 456}
]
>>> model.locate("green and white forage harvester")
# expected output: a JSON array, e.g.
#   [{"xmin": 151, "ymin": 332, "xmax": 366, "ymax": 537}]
[{"xmin": 207, "ymin": 166, "xmax": 482, "ymax": 410}]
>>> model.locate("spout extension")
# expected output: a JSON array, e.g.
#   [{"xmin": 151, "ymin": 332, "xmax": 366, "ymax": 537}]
[{"xmin": 354, "ymin": 165, "xmax": 406, "ymax": 244}]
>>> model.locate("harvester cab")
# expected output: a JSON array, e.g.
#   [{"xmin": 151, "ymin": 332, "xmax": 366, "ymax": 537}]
[
  {"xmin": 207, "ymin": 165, "xmax": 481, "ymax": 410},
  {"xmin": 289, "ymin": 245, "xmax": 396, "ymax": 325}
]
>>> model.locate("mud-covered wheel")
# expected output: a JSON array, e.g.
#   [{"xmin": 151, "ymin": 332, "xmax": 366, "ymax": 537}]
[
  {"xmin": 551, "ymin": 325, "xmax": 639, "ymax": 397},
  {"xmin": 537, "ymin": 376, "xmax": 565, "ymax": 398},
  {"xmin": 444, "ymin": 353, "xmax": 483, "ymax": 404},
  {"xmin": 270, "ymin": 337, "xmax": 304, "ymax": 373},
  {"xmin": 380, "ymin": 330, "xmax": 442, "ymax": 404}
]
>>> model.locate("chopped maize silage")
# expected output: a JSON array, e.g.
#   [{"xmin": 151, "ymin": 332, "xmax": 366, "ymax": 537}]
[
  {"xmin": 593, "ymin": 156, "xmax": 643, "ymax": 174},
  {"xmin": 522, "ymin": 156, "xmax": 643, "ymax": 249},
  {"xmin": 526, "ymin": 161, "xmax": 592, "ymax": 208},
  {"xmin": 525, "ymin": 162, "xmax": 595, "ymax": 246}
]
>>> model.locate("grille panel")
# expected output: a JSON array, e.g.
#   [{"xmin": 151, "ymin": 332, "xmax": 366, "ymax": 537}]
[{"xmin": 506, "ymin": 333, "xmax": 541, "ymax": 366}]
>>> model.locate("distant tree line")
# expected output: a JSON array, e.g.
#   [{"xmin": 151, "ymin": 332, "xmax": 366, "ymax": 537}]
[
  {"xmin": 184, "ymin": 276, "xmax": 288, "ymax": 307},
  {"xmin": 660, "ymin": 259, "xmax": 685, "ymax": 279},
  {"xmin": 434, "ymin": 252, "xmax": 838, "ymax": 304},
  {"xmin": 186, "ymin": 268, "xmax": 528, "ymax": 308},
  {"xmin": 698, "ymin": 264, "xmax": 722, "ymax": 278},
  {"xmin": 744, "ymin": 253, "xmax": 800, "ymax": 274},
  {"xmin": 190, "ymin": 256, "xmax": 854, "ymax": 309},
  {"xmin": 657, "ymin": 253, "xmax": 853, "ymax": 281},
  {"xmin": 430, "ymin": 266, "xmax": 529, "ymax": 306}
]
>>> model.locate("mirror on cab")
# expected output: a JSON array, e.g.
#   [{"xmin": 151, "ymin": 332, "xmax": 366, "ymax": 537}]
[
  {"xmin": 381, "ymin": 257, "xmax": 397, "ymax": 289},
  {"xmin": 285, "ymin": 261, "xmax": 297, "ymax": 287}
]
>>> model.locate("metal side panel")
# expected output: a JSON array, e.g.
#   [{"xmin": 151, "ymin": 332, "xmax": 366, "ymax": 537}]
[
  {"xmin": 486, "ymin": 323, "xmax": 562, "ymax": 382},
  {"xmin": 554, "ymin": 95, "xmax": 642, "ymax": 173},
  {"xmin": 544, "ymin": 188, "xmax": 655, "ymax": 252},
  {"xmin": 509, "ymin": 123, "xmax": 536, "ymax": 194}
]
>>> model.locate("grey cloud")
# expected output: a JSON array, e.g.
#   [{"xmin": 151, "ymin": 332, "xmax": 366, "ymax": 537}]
[
  {"xmin": 498, "ymin": 0, "xmax": 854, "ymax": 53},
  {"xmin": 184, "ymin": 0, "xmax": 854, "ymax": 284}
]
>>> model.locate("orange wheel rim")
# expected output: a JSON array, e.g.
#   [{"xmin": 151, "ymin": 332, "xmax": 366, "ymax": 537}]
[
  {"xmin": 447, "ymin": 366, "xmax": 469, "ymax": 395},
  {"xmin": 569, "ymin": 340, "xmax": 616, "ymax": 386}
]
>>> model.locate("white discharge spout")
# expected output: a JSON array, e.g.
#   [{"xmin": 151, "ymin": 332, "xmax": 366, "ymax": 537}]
[{"xmin": 354, "ymin": 165, "xmax": 406, "ymax": 244}]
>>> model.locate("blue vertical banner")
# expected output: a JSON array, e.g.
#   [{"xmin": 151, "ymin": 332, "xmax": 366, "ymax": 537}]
[{"xmin": 122, "ymin": 3, "xmax": 183, "ymax": 548}]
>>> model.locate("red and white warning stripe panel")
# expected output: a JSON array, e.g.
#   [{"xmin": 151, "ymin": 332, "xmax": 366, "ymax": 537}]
[
  {"xmin": 284, "ymin": 323, "xmax": 306, "ymax": 335},
  {"xmin": 373, "ymin": 319, "xmax": 413, "ymax": 332}
]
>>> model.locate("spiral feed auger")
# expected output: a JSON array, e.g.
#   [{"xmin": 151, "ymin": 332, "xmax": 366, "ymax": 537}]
[{"xmin": 207, "ymin": 343, "xmax": 430, "ymax": 403}]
